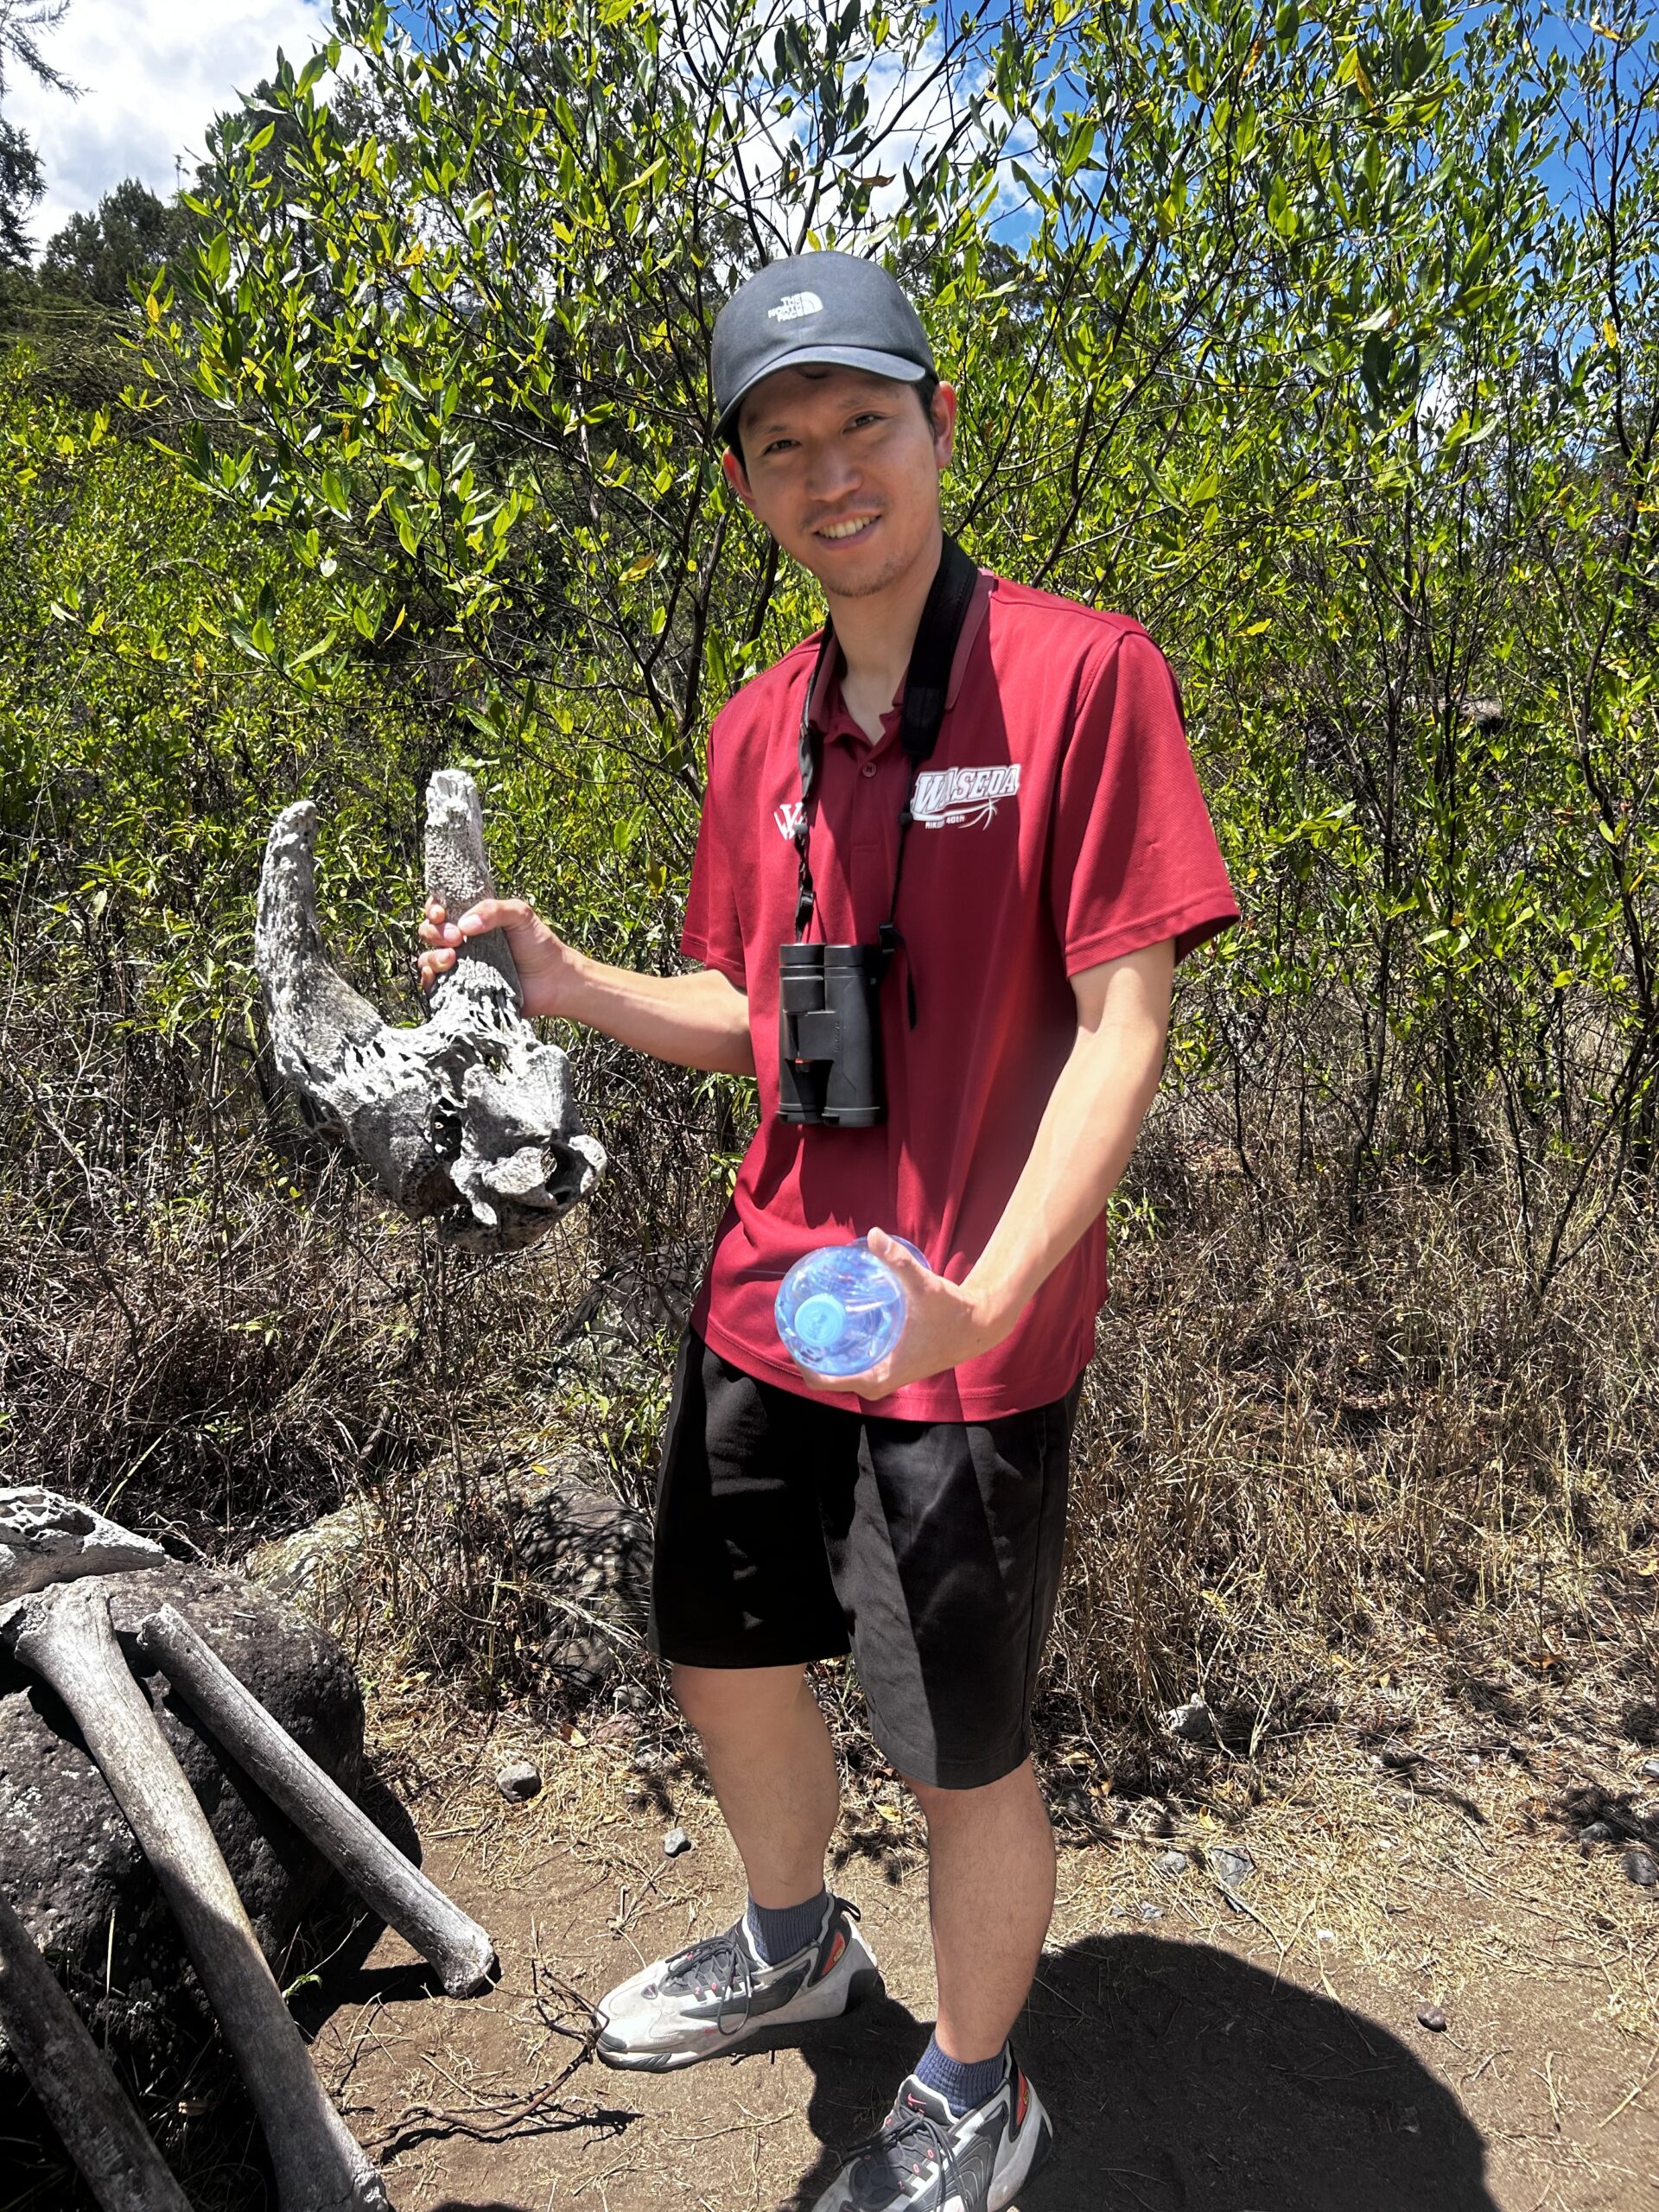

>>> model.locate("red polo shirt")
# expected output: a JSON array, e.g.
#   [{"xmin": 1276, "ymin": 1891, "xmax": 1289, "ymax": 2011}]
[{"xmin": 680, "ymin": 569, "xmax": 1237, "ymax": 1420}]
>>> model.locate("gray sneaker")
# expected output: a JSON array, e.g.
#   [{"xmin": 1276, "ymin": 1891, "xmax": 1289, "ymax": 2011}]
[
  {"xmin": 809, "ymin": 2057, "xmax": 1052, "ymax": 2210},
  {"xmin": 594, "ymin": 1894, "xmax": 881, "ymax": 2072}
]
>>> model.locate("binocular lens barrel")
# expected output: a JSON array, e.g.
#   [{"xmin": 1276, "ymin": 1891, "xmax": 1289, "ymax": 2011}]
[{"xmin": 777, "ymin": 943, "xmax": 886, "ymax": 1126}]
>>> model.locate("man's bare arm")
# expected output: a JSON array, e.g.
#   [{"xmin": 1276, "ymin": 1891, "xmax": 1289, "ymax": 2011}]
[
  {"xmin": 791, "ymin": 938, "xmax": 1174, "ymax": 1397},
  {"xmin": 420, "ymin": 897, "xmax": 755, "ymax": 1077},
  {"xmin": 958, "ymin": 937, "xmax": 1173, "ymax": 1335}
]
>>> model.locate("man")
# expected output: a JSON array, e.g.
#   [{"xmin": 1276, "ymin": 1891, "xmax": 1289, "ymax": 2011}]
[{"xmin": 420, "ymin": 251, "xmax": 1237, "ymax": 2211}]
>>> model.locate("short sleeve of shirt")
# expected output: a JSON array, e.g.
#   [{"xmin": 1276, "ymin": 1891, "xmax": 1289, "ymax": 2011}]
[
  {"xmin": 1048, "ymin": 626, "xmax": 1238, "ymax": 973},
  {"xmin": 680, "ymin": 717, "xmax": 748, "ymax": 988}
]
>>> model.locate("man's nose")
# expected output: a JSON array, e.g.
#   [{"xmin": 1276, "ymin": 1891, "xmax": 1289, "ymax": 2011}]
[{"xmin": 803, "ymin": 442, "xmax": 860, "ymax": 503}]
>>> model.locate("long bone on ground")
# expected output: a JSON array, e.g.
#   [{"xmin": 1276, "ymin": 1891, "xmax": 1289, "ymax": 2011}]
[
  {"xmin": 0, "ymin": 1489, "xmax": 391, "ymax": 2212},
  {"xmin": 138, "ymin": 1601, "xmax": 496, "ymax": 1998},
  {"xmin": 0, "ymin": 1875, "xmax": 196, "ymax": 2212},
  {"xmin": 0, "ymin": 1880, "xmax": 197, "ymax": 2212}
]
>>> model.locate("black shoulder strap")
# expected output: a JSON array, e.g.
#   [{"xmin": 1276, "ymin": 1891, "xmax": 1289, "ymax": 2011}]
[
  {"xmin": 794, "ymin": 620, "xmax": 839, "ymax": 936},
  {"xmin": 793, "ymin": 534, "xmax": 981, "ymax": 971},
  {"xmin": 899, "ymin": 534, "xmax": 979, "ymax": 766}
]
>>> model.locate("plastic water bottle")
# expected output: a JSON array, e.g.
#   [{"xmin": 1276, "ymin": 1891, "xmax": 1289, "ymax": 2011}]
[{"xmin": 775, "ymin": 1236, "xmax": 930, "ymax": 1378}]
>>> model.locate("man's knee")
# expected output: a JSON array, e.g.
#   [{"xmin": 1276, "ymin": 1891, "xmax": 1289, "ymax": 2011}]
[
  {"xmin": 906, "ymin": 1757, "xmax": 1043, "ymax": 1824},
  {"xmin": 670, "ymin": 1661, "xmax": 810, "ymax": 1740}
]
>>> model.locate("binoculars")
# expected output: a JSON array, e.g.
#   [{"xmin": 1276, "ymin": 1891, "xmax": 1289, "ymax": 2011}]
[{"xmin": 777, "ymin": 943, "xmax": 886, "ymax": 1126}]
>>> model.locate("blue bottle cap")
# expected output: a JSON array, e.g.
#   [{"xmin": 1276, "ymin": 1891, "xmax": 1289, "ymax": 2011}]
[{"xmin": 773, "ymin": 1235, "xmax": 931, "ymax": 1378}]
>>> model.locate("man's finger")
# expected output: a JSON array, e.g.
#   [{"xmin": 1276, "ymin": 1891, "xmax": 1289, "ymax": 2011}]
[
  {"xmin": 840, "ymin": 1360, "xmax": 893, "ymax": 1395},
  {"xmin": 868, "ymin": 1228, "xmax": 925, "ymax": 1280},
  {"xmin": 791, "ymin": 1359, "xmax": 877, "ymax": 1396}
]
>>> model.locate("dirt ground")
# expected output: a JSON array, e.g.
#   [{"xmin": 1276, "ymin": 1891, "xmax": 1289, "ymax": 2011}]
[{"xmin": 294, "ymin": 1715, "xmax": 1659, "ymax": 2212}]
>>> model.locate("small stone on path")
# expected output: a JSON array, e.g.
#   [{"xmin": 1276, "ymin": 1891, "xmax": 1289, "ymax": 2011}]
[
  {"xmin": 1623, "ymin": 1847, "xmax": 1657, "ymax": 1887},
  {"xmin": 1417, "ymin": 2005, "xmax": 1448, "ymax": 2032},
  {"xmin": 1641, "ymin": 1757, "xmax": 1659, "ymax": 1781},
  {"xmin": 1153, "ymin": 1849, "xmax": 1188, "ymax": 1878},
  {"xmin": 495, "ymin": 1760, "xmax": 542, "ymax": 1802},
  {"xmin": 1135, "ymin": 1902, "xmax": 1164, "ymax": 1922},
  {"xmin": 1165, "ymin": 1698, "xmax": 1217, "ymax": 1746},
  {"xmin": 664, "ymin": 1826, "xmax": 691, "ymax": 1858},
  {"xmin": 1210, "ymin": 1846, "xmax": 1255, "ymax": 1890},
  {"xmin": 1578, "ymin": 1821, "xmax": 1613, "ymax": 1844}
]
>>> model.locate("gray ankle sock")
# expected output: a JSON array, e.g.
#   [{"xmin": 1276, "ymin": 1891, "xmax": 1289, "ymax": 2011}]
[
  {"xmin": 743, "ymin": 1887, "xmax": 830, "ymax": 1967},
  {"xmin": 914, "ymin": 2035, "xmax": 1009, "ymax": 2116}
]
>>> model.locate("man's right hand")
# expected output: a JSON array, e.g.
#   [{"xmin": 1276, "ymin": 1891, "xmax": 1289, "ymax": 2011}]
[{"xmin": 418, "ymin": 895, "xmax": 577, "ymax": 1020}]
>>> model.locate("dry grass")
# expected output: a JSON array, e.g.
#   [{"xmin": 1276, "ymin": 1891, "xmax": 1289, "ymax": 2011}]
[{"xmin": 6, "ymin": 967, "xmax": 1656, "ymax": 1773}]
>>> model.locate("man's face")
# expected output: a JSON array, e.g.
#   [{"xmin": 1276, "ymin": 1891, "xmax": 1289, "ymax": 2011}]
[{"xmin": 723, "ymin": 365, "xmax": 957, "ymax": 601}]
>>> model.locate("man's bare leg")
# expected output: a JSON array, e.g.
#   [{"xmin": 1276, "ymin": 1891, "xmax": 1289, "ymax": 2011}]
[
  {"xmin": 671, "ymin": 1662, "xmax": 840, "ymax": 1907},
  {"xmin": 909, "ymin": 1758, "xmax": 1055, "ymax": 2062}
]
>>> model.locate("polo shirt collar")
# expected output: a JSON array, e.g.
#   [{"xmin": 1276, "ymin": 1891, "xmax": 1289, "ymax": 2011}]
[{"xmin": 807, "ymin": 568, "xmax": 994, "ymax": 747}]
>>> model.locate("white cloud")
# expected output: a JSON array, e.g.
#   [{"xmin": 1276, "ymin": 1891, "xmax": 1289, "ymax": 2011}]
[{"xmin": 4, "ymin": 0, "xmax": 330, "ymax": 255}]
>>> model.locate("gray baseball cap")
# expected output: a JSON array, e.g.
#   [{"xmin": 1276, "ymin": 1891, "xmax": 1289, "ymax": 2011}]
[{"xmin": 712, "ymin": 251, "xmax": 935, "ymax": 447}]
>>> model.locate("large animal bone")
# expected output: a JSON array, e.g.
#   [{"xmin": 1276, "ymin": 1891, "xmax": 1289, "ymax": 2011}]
[
  {"xmin": 0, "ymin": 1485, "xmax": 167, "ymax": 1595},
  {"xmin": 257, "ymin": 768, "xmax": 605, "ymax": 1250},
  {"xmin": 0, "ymin": 1489, "xmax": 391, "ymax": 2212},
  {"xmin": 0, "ymin": 1882, "xmax": 195, "ymax": 2212},
  {"xmin": 2, "ymin": 1586, "xmax": 389, "ymax": 2212},
  {"xmin": 139, "ymin": 1603, "xmax": 495, "ymax": 1998}
]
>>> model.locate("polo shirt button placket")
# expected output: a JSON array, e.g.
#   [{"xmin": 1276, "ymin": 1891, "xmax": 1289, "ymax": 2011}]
[{"xmin": 861, "ymin": 760, "xmax": 877, "ymax": 778}]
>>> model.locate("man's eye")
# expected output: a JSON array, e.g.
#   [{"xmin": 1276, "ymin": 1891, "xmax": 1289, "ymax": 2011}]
[{"xmin": 762, "ymin": 438, "xmax": 797, "ymax": 455}]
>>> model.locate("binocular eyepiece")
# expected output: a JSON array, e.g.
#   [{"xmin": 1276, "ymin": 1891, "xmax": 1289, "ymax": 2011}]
[{"xmin": 777, "ymin": 943, "xmax": 886, "ymax": 1126}]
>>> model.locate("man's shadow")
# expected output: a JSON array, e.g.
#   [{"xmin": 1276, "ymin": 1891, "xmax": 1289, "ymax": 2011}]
[{"xmin": 760, "ymin": 1930, "xmax": 1498, "ymax": 2211}]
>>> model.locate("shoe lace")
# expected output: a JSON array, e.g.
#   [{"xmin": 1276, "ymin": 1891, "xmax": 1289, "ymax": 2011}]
[
  {"xmin": 654, "ymin": 1924, "xmax": 755, "ymax": 2038},
  {"xmin": 847, "ymin": 2101, "xmax": 965, "ymax": 2210},
  {"xmin": 652, "ymin": 1897, "xmax": 853, "ymax": 2045}
]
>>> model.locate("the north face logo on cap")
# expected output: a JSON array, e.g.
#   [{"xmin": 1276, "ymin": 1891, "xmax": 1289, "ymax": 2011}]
[{"xmin": 767, "ymin": 290, "xmax": 823, "ymax": 323}]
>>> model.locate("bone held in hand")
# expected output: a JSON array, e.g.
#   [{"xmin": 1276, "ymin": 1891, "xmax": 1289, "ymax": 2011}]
[
  {"xmin": 3, "ymin": 1582, "xmax": 389, "ymax": 2212},
  {"xmin": 256, "ymin": 767, "xmax": 604, "ymax": 1250},
  {"xmin": 139, "ymin": 1603, "xmax": 495, "ymax": 1999},
  {"xmin": 0, "ymin": 1882, "xmax": 195, "ymax": 2212}
]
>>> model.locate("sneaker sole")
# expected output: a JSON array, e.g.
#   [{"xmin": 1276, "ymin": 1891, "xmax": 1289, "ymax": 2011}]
[
  {"xmin": 596, "ymin": 1962, "xmax": 885, "ymax": 2073},
  {"xmin": 989, "ymin": 2083, "xmax": 1052, "ymax": 2211}
]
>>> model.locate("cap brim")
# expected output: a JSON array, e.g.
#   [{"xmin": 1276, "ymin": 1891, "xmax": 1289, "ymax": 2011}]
[{"xmin": 718, "ymin": 346, "xmax": 929, "ymax": 445}]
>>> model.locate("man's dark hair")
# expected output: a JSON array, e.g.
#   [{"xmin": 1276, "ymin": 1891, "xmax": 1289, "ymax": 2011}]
[{"xmin": 728, "ymin": 371, "xmax": 941, "ymax": 474}]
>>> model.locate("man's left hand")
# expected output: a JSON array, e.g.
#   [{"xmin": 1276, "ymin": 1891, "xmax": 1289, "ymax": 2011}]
[{"xmin": 788, "ymin": 1228, "xmax": 1007, "ymax": 1402}]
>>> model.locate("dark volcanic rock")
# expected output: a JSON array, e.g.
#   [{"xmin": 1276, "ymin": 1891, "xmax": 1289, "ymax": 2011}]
[
  {"xmin": 0, "ymin": 1560, "xmax": 363, "ymax": 2081},
  {"xmin": 508, "ymin": 1449, "xmax": 652, "ymax": 1697}
]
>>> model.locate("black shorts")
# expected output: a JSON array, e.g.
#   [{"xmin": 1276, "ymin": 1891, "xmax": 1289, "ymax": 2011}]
[{"xmin": 646, "ymin": 1329, "xmax": 1081, "ymax": 1789}]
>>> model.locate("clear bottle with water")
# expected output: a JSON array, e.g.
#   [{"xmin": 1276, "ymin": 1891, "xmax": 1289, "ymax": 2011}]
[{"xmin": 774, "ymin": 1236, "xmax": 930, "ymax": 1378}]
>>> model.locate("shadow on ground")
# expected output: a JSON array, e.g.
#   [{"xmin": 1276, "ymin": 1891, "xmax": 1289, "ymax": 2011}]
[{"xmin": 753, "ymin": 1931, "xmax": 1498, "ymax": 2212}]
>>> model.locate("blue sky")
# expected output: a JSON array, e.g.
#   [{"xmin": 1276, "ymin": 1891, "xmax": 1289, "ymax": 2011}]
[
  {"xmin": 3, "ymin": 1, "xmax": 1646, "ymax": 260},
  {"xmin": 5, "ymin": 0, "xmax": 332, "ymax": 251}
]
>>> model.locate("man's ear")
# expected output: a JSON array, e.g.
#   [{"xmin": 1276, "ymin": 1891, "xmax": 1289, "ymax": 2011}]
[
  {"xmin": 930, "ymin": 382, "xmax": 958, "ymax": 470},
  {"xmin": 722, "ymin": 448, "xmax": 757, "ymax": 513}
]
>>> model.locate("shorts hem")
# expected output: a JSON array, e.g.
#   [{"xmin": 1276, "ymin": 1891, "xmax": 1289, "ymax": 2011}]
[
  {"xmin": 647, "ymin": 1630, "xmax": 851, "ymax": 1671},
  {"xmin": 863, "ymin": 1703, "xmax": 1032, "ymax": 1791}
]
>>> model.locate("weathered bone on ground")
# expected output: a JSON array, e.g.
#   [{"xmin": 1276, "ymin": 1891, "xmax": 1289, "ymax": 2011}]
[
  {"xmin": 139, "ymin": 1603, "xmax": 495, "ymax": 1999},
  {"xmin": 257, "ymin": 768, "xmax": 605, "ymax": 1250},
  {"xmin": 0, "ymin": 1486, "xmax": 167, "ymax": 1596},
  {"xmin": 0, "ymin": 1489, "xmax": 391, "ymax": 2211},
  {"xmin": 0, "ymin": 1882, "xmax": 196, "ymax": 2212},
  {"xmin": 1, "ymin": 1580, "xmax": 390, "ymax": 2212}
]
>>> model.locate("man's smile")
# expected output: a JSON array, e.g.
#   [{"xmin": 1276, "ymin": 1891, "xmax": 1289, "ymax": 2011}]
[{"xmin": 813, "ymin": 513, "xmax": 880, "ymax": 543}]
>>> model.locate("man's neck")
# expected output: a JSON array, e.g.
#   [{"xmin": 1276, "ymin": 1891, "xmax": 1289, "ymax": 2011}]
[{"xmin": 824, "ymin": 520, "xmax": 944, "ymax": 741}]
